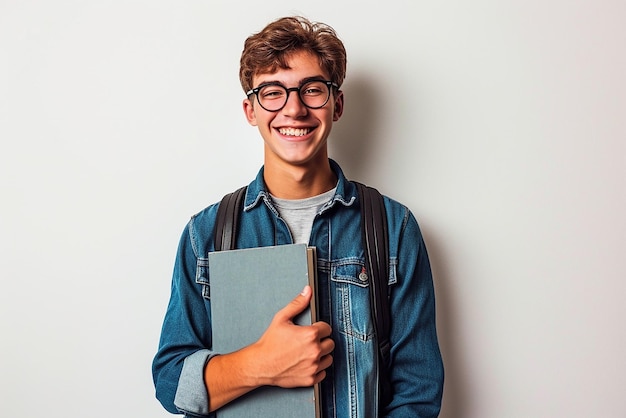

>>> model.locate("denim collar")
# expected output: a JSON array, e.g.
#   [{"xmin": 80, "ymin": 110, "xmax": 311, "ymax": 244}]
[{"xmin": 243, "ymin": 159, "xmax": 357, "ymax": 214}]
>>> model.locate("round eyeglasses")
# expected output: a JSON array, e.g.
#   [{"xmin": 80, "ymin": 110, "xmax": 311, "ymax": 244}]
[{"xmin": 246, "ymin": 79, "xmax": 339, "ymax": 112}]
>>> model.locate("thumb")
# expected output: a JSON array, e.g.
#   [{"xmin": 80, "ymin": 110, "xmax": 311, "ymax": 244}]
[{"xmin": 276, "ymin": 285, "xmax": 312, "ymax": 322}]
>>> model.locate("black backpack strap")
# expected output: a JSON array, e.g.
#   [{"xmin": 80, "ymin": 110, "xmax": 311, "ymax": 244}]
[
  {"xmin": 214, "ymin": 186, "xmax": 246, "ymax": 251},
  {"xmin": 355, "ymin": 181, "xmax": 392, "ymax": 410}
]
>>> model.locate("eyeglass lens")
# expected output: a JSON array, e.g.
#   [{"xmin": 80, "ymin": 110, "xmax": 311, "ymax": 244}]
[{"xmin": 257, "ymin": 81, "xmax": 330, "ymax": 111}]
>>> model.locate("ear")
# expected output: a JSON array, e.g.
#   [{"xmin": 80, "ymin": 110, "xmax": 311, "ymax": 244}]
[
  {"xmin": 332, "ymin": 90, "xmax": 344, "ymax": 122},
  {"xmin": 243, "ymin": 98, "xmax": 258, "ymax": 126}
]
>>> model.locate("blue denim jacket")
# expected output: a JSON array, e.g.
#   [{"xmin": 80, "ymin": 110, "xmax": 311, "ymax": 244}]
[{"xmin": 152, "ymin": 160, "xmax": 444, "ymax": 417}]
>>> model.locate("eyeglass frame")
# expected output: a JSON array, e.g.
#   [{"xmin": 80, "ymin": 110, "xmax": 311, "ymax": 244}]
[{"xmin": 246, "ymin": 79, "xmax": 340, "ymax": 112}]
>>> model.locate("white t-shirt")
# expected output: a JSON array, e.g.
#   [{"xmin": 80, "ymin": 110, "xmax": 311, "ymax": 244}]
[{"xmin": 270, "ymin": 187, "xmax": 337, "ymax": 244}]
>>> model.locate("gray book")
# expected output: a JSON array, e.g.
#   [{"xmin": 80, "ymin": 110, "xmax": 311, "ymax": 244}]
[{"xmin": 208, "ymin": 243, "xmax": 319, "ymax": 418}]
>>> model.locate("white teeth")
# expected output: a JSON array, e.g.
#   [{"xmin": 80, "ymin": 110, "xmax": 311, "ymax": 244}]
[{"xmin": 279, "ymin": 127, "xmax": 310, "ymax": 137}]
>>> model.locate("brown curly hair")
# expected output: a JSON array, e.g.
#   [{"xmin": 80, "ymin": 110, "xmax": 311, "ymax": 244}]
[{"xmin": 239, "ymin": 16, "xmax": 347, "ymax": 93}]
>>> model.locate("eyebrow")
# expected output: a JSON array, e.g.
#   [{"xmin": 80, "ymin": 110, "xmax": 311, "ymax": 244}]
[{"xmin": 255, "ymin": 75, "xmax": 328, "ymax": 88}]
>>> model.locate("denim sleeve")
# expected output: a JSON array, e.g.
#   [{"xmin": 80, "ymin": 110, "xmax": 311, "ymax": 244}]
[
  {"xmin": 384, "ymin": 208, "xmax": 444, "ymax": 418},
  {"xmin": 152, "ymin": 217, "xmax": 217, "ymax": 417}
]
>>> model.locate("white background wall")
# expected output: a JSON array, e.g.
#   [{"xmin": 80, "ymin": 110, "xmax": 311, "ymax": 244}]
[{"xmin": 1, "ymin": 1, "xmax": 624, "ymax": 417}]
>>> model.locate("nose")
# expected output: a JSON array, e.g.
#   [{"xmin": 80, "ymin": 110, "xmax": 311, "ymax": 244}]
[{"xmin": 281, "ymin": 88, "xmax": 308, "ymax": 117}]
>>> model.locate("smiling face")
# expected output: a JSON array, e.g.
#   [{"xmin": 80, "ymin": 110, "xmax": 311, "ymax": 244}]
[{"xmin": 243, "ymin": 50, "xmax": 344, "ymax": 171}]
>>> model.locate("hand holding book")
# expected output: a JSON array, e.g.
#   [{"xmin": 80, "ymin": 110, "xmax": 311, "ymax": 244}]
[{"xmin": 252, "ymin": 285, "xmax": 335, "ymax": 388}]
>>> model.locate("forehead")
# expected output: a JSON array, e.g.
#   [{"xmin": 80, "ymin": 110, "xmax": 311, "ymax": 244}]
[{"xmin": 252, "ymin": 51, "xmax": 329, "ymax": 86}]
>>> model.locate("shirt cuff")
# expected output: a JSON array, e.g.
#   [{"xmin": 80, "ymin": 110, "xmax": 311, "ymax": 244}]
[{"xmin": 174, "ymin": 349, "xmax": 216, "ymax": 416}]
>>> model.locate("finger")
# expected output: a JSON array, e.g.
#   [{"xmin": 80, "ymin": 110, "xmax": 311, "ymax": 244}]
[
  {"xmin": 320, "ymin": 337, "xmax": 335, "ymax": 356},
  {"xmin": 311, "ymin": 321, "xmax": 332, "ymax": 338},
  {"xmin": 318, "ymin": 353, "xmax": 333, "ymax": 371},
  {"xmin": 313, "ymin": 369, "xmax": 327, "ymax": 385},
  {"xmin": 275, "ymin": 285, "xmax": 312, "ymax": 322}
]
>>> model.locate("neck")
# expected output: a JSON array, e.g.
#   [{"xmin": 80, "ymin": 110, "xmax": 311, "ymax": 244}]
[{"xmin": 263, "ymin": 159, "xmax": 336, "ymax": 199}]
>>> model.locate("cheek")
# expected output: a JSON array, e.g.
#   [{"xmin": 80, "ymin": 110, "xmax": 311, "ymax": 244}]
[{"xmin": 255, "ymin": 114, "xmax": 273, "ymax": 130}]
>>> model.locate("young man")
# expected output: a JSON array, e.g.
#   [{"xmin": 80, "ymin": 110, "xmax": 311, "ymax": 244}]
[{"xmin": 153, "ymin": 16, "xmax": 444, "ymax": 417}]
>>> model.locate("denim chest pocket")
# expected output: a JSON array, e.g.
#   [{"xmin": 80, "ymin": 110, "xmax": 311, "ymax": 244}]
[{"xmin": 331, "ymin": 260, "xmax": 375, "ymax": 341}]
